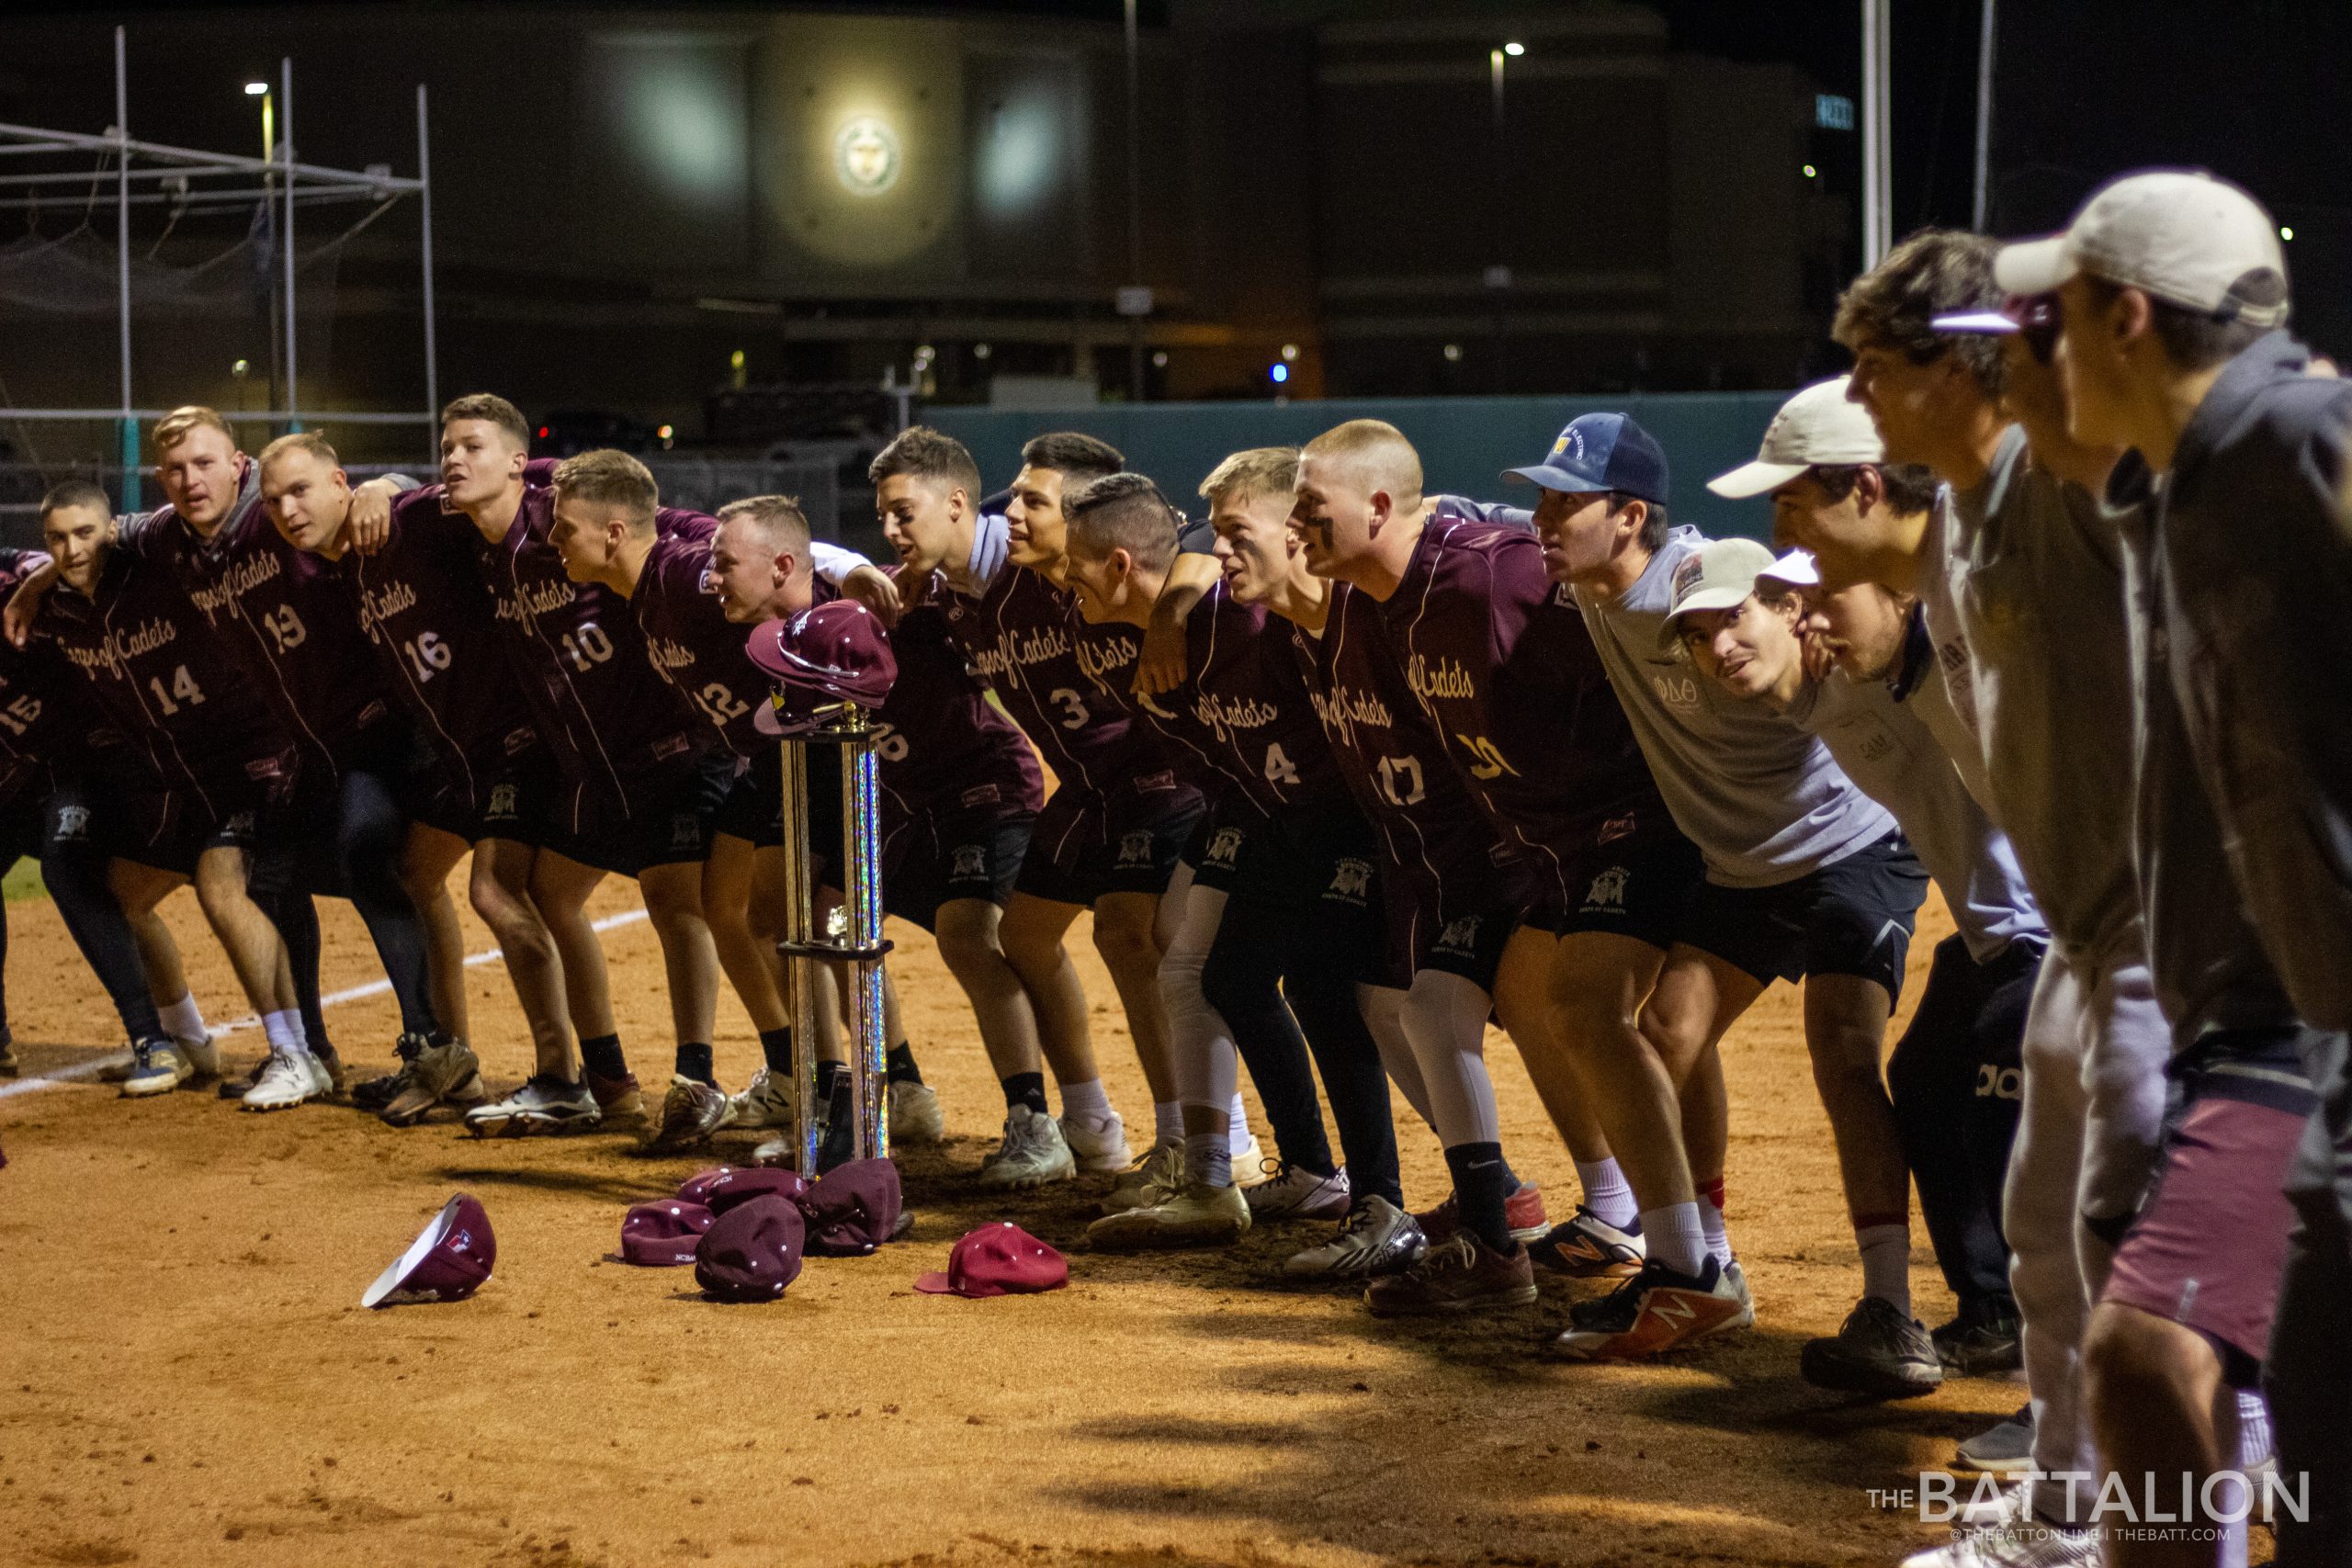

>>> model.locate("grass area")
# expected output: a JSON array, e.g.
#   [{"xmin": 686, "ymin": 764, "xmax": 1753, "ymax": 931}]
[{"xmin": 5, "ymin": 857, "xmax": 46, "ymax": 903}]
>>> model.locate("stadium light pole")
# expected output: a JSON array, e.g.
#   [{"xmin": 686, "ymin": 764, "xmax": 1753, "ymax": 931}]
[
  {"xmin": 116, "ymin": 27, "xmax": 137, "ymax": 510},
  {"xmin": 251, "ymin": 75, "xmax": 282, "ymax": 427},
  {"xmin": 1124, "ymin": 0, "xmax": 1145, "ymax": 401},
  {"xmin": 1971, "ymin": 0, "xmax": 1997, "ymax": 231},
  {"xmin": 1860, "ymin": 0, "xmax": 1892, "ymax": 265},
  {"xmin": 280, "ymin": 55, "xmax": 297, "ymax": 433}
]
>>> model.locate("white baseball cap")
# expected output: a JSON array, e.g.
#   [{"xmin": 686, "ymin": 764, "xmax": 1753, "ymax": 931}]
[
  {"xmin": 1758, "ymin": 547, "xmax": 1821, "ymax": 589},
  {"xmin": 1659, "ymin": 536, "xmax": 1778, "ymax": 649},
  {"xmin": 1994, "ymin": 169, "xmax": 2289, "ymax": 327},
  {"xmin": 1706, "ymin": 378, "xmax": 1885, "ymax": 500}
]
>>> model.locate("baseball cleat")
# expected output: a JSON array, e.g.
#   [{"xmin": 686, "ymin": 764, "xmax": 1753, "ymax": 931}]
[
  {"xmin": 311, "ymin": 1043, "xmax": 348, "ymax": 1100},
  {"xmin": 1101, "ymin": 1139, "xmax": 1185, "ymax": 1216},
  {"xmin": 977, "ymin": 1104, "xmax": 1076, "ymax": 1189},
  {"xmin": 1551, "ymin": 1257, "xmax": 1747, "ymax": 1360},
  {"xmin": 240, "ymin": 1049, "xmax": 327, "ymax": 1112},
  {"xmin": 1059, "ymin": 1108, "xmax": 1130, "ymax": 1173},
  {"xmin": 1229, "ymin": 1134, "xmax": 1271, "ymax": 1188},
  {"xmin": 584, "ymin": 1068, "xmax": 646, "ymax": 1126},
  {"xmin": 352, "ymin": 1032, "xmax": 429, "ymax": 1112},
  {"xmin": 1283, "ymin": 1195, "xmax": 1427, "ymax": 1279},
  {"xmin": 888, "ymin": 1079, "xmax": 946, "ymax": 1145},
  {"xmin": 381, "ymin": 1036, "xmax": 484, "ymax": 1127},
  {"xmin": 643, "ymin": 1075, "xmax": 734, "ymax": 1154},
  {"xmin": 120, "ymin": 1037, "xmax": 190, "ymax": 1098},
  {"xmin": 464, "ymin": 1075, "xmax": 602, "ymax": 1136},
  {"xmin": 728, "ymin": 1066, "xmax": 796, "ymax": 1130},
  {"xmin": 1530, "ymin": 1204, "xmax": 1645, "ymax": 1279},
  {"xmin": 1933, "ymin": 1303, "xmax": 2024, "ymax": 1377},
  {"xmin": 1951, "ymin": 1406, "xmax": 2036, "ymax": 1475},
  {"xmin": 1800, "ymin": 1296, "xmax": 1944, "ymax": 1399},
  {"xmin": 1086, "ymin": 1180, "xmax": 1250, "ymax": 1251},
  {"xmin": 1363, "ymin": 1229, "xmax": 1537, "ymax": 1316},
  {"xmin": 1245, "ymin": 1162, "xmax": 1352, "ymax": 1224},
  {"xmin": 218, "ymin": 1054, "xmax": 270, "ymax": 1100},
  {"xmin": 1415, "ymin": 1180, "xmax": 1550, "ymax": 1246},
  {"xmin": 176, "ymin": 1032, "xmax": 220, "ymax": 1082}
]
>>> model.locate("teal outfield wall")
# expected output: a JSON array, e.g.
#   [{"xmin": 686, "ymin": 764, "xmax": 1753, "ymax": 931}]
[{"xmin": 927, "ymin": 391, "xmax": 1792, "ymax": 543}]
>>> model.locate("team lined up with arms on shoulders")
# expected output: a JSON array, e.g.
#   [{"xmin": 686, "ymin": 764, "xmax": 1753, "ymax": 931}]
[{"xmin": 2, "ymin": 164, "xmax": 2346, "ymax": 1568}]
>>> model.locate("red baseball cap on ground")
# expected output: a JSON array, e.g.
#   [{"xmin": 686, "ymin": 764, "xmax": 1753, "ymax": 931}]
[
  {"xmin": 677, "ymin": 1166, "xmax": 809, "ymax": 1214},
  {"xmin": 744, "ymin": 601, "xmax": 899, "ymax": 715},
  {"xmin": 694, "ymin": 1194, "xmax": 807, "ymax": 1303},
  {"xmin": 617, "ymin": 1200, "xmax": 715, "ymax": 1266},
  {"xmin": 915, "ymin": 1223, "xmax": 1069, "ymax": 1298},
  {"xmin": 363, "ymin": 1193, "xmax": 497, "ymax": 1308}
]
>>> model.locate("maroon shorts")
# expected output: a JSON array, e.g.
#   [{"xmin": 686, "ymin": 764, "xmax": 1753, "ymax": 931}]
[{"xmin": 2101, "ymin": 1091, "xmax": 2305, "ymax": 1378}]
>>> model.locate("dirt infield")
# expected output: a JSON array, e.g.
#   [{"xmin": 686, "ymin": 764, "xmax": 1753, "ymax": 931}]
[{"xmin": 0, "ymin": 875, "xmax": 2072, "ymax": 1568}]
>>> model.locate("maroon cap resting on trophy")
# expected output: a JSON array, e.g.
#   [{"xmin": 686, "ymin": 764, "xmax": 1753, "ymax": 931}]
[
  {"xmin": 618, "ymin": 1199, "xmax": 716, "ymax": 1266},
  {"xmin": 915, "ymin": 1223, "xmax": 1069, "ymax": 1298},
  {"xmin": 678, "ymin": 1165, "xmax": 810, "ymax": 1215},
  {"xmin": 800, "ymin": 1156, "xmax": 904, "ymax": 1257},
  {"xmin": 363, "ymin": 1192, "xmax": 498, "ymax": 1308},
  {"xmin": 694, "ymin": 1193, "xmax": 807, "ymax": 1302},
  {"xmin": 744, "ymin": 600, "xmax": 899, "ymax": 719}
]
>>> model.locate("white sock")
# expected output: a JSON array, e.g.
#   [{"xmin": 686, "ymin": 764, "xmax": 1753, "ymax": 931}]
[
  {"xmin": 1575, "ymin": 1157, "xmax": 1637, "ymax": 1229},
  {"xmin": 1642, "ymin": 1201, "xmax": 1709, "ymax": 1277},
  {"xmin": 1699, "ymin": 1192, "xmax": 1734, "ymax": 1268},
  {"xmin": 159, "ymin": 992, "xmax": 208, "ymax": 1047},
  {"xmin": 1184, "ymin": 1128, "xmax": 1231, "ymax": 1190},
  {"xmin": 1152, "ymin": 1100, "xmax": 1183, "ymax": 1146},
  {"xmin": 262, "ymin": 1010, "xmax": 311, "ymax": 1058},
  {"xmin": 1058, "ymin": 1077, "xmax": 1112, "ymax": 1124},
  {"xmin": 1857, "ymin": 1224, "xmax": 1912, "ymax": 1314},
  {"xmin": 1225, "ymin": 1093, "xmax": 1251, "ymax": 1158},
  {"xmin": 2234, "ymin": 1388, "xmax": 2273, "ymax": 1469}
]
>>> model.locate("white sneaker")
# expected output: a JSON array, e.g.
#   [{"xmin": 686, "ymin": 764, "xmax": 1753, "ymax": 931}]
[
  {"xmin": 1229, "ymin": 1134, "xmax": 1271, "ymax": 1187},
  {"xmin": 1724, "ymin": 1259, "xmax": 1755, "ymax": 1327},
  {"xmin": 177, "ymin": 1032, "xmax": 220, "ymax": 1080},
  {"xmin": 1059, "ymin": 1109, "xmax": 1129, "ymax": 1173},
  {"xmin": 978, "ymin": 1104, "xmax": 1077, "ymax": 1189},
  {"xmin": 888, "ymin": 1079, "xmax": 946, "ymax": 1145},
  {"xmin": 729, "ymin": 1066, "xmax": 796, "ymax": 1130},
  {"xmin": 242, "ymin": 1049, "xmax": 325, "ymax": 1111},
  {"xmin": 1282, "ymin": 1195, "xmax": 1427, "ymax": 1278},
  {"xmin": 1102, "ymin": 1139, "xmax": 1185, "ymax": 1216},
  {"xmin": 1246, "ymin": 1162, "xmax": 1352, "ymax": 1222}
]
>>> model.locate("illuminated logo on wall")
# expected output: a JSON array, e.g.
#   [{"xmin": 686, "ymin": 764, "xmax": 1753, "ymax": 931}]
[{"xmin": 833, "ymin": 116, "xmax": 900, "ymax": 195}]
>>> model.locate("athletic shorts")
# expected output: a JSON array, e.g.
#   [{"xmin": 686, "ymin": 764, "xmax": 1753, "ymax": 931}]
[
  {"xmin": 443, "ymin": 748, "xmax": 566, "ymax": 848},
  {"xmin": 2102, "ymin": 1028, "xmax": 2316, "ymax": 1381},
  {"xmin": 1179, "ymin": 795, "xmax": 1259, "ymax": 895},
  {"xmin": 715, "ymin": 754, "xmax": 785, "ymax": 849},
  {"xmin": 1397, "ymin": 896, "xmax": 1517, "ymax": 992},
  {"xmin": 879, "ymin": 810, "xmax": 1033, "ymax": 931},
  {"xmin": 1548, "ymin": 830, "xmax": 1708, "ymax": 952},
  {"xmin": 1015, "ymin": 773, "xmax": 1204, "ymax": 907},
  {"xmin": 1229, "ymin": 798, "xmax": 1383, "ymax": 966},
  {"xmin": 1676, "ymin": 830, "xmax": 1928, "ymax": 997},
  {"xmin": 119, "ymin": 751, "xmax": 294, "ymax": 877},
  {"xmin": 557, "ymin": 753, "xmax": 734, "ymax": 877}
]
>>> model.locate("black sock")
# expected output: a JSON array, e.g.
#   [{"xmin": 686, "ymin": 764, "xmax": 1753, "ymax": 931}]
[
  {"xmin": 579, "ymin": 1032, "xmax": 628, "ymax": 1081},
  {"xmin": 757, "ymin": 1028, "xmax": 794, "ymax": 1077},
  {"xmin": 1499, "ymin": 1158, "xmax": 1522, "ymax": 1195},
  {"xmin": 886, "ymin": 1042, "xmax": 922, "ymax": 1085},
  {"xmin": 816, "ymin": 1060, "xmax": 848, "ymax": 1103},
  {"xmin": 674, "ymin": 1042, "xmax": 716, "ymax": 1088},
  {"xmin": 1001, "ymin": 1070, "xmax": 1048, "ymax": 1116},
  {"xmin": 1443, "ymin": 1141, "xmax": 1514, "ymax": 1253}
]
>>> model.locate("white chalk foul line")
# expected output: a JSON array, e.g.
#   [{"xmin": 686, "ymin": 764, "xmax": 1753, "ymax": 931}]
[{"xmin": 0, "ymin": 907, "xmax": 650, "ymax": 1102}]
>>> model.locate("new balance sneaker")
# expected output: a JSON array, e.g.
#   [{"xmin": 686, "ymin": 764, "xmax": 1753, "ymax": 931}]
[
  {"xmin": 120, "ymin": 1037, "xmax": 189, "ymax": 1098},
  {"xmin": 1102, "ymin": 1140, "xmax": 1185, "ymax": 1216},
  {"xmin": 1246, "ymin": 1162, "xmax": 1352, "ymax": 1223},
  {"xmin": 1059, "ymin": 1109, "xmax": 1130, "ymax": 1173},
  {"xmin": 1283, "ymin": 1195, "xmax": 1427, "ymax": 1279},
  {"xmin": 978, "ymin": 1104, "xmax": 1076, "ymax": 1189},
  {"xmin": 888, "ymin": 1079, "xmax": 946, "ymax": 1145},
  {"xmin": 1363, "ymin": 1230, "xmax": 1537, "ymax": 1316},
  {"xmin": 1800, "ymin": 1295, "xmax": 1944, "ymax": 1399},
  {"xmin": 465, "ymin": 1075, "xmax": 602, "ymax": 1135},
  {"xmin": 1552, "ymin": 1256, "xmax": 1748, "ymax": 1359},
  {"xmin": 1414, "ymin": 1181, "xmax": 1550, "ymax": 1246},
  {"xmin": 644, "ymin": 1076, "xmax": 734, "ymax": 1154},
  {"xmin": 1951, "ymin": 1406, "xmax": 2036, "ymax": 1475},
  {"xmin": 241, "ymin": 1049, "xmax": 326, "ymax": 1111},
  {"xmin": 585, "ymin": 1068, "xmax": 646, "ymax": 1125},
  {"xmin": 1934, "ymin": 1302, "xmax": 2025, "ymax": 1377},
  {"xmin": 381, "ymin": 1035, "xmax": 485, "ymax": 1128},
  {"xmin": 729, "ymin": 1066, "xmax": 796, "ymax": 1130},
  {"xmin": 1086, "ymin": 1180, "xmax": 1250, "ymax": 1251},
  {"xmin": 1529, "ymin": 1205, "xmax": 1645, "ymax": 1279}
]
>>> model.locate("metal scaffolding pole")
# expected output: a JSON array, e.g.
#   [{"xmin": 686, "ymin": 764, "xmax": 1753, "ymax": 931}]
[
  {"xmin": 114, "ymin": 27, "xmax": 137, "ymax": 510},
  {"xmin": 281, "ymin": 56, "xmax": 298, "ymax": 433},
  {"xmin": 1860, "ymin": 0, "xmax": 1893, "ymax": 265},
  {"xmin": 1972, "ymin": 0, "xmax": 1998, "ymax": 231},
  {"xmin": 417, "ymin": 85, "xmax": 437, "ymax": 445}
]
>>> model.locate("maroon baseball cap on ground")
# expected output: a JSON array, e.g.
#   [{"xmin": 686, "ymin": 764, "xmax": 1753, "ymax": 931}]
[
  {"xmin": 801, "ymin": 1157, "xmax": 903, "ymax": 1257},
  {"xmin": 915, "ymin": 1223, "xmax": 1069, "ymax": 1298},
  {"xmin": 363, "ymin": 1192, "xmax": 498, "ymax": 1308},
  {"xmin": 677, "ymin": 1166, "xmax": 809, "ymax": 1214},
  {"xmin": 618, "ymin": 1200, "xmax": 715, "ymax": 1266},
  {"xmin": 694, "ymin": 1194, "xmax": 807, "ymax": 1303}
]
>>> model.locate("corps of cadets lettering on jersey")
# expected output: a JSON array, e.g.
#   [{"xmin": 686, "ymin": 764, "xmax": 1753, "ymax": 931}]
[
  {"xmin": 627, "ymin": 512, "xmax": 775, "ymax": 760},
  {"xmin": 0, "ymin": 549, "xmax": 124, "ymax": 808},
  {"xmin": 360, "ymin": 484, "xmax": 548, "ymax": 813},
  {"xmin": 1127, "ymin": 580, "xmax": 1340, "ymax": 818},
  {"xmin": 1383, "ymin": 514, "xmax": 1671, "ymax": 909},
  {"xmin": 458, "ymin": 485, "xmax": 710, "ymax": 825}
]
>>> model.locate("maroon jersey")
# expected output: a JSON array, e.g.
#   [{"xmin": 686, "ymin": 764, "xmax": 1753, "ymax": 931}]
[
  {"xmin": 352, "ymin": 485, "xmax": 547, "ymax": 812},
  {"xmin": 1380, "ymin": 516, "xmax": 1669, "ymax": 908},
  {"xmin": 628, "ymin": 514, "xmax": 775, "ymax": 760},
  {"xmin": 872, "ymin": 583, "xmax": 1044, "ymax": 825},
  {"xmin": 36, "ymin": 523, "xmax": 294, "ymax": 818},
  {"xmin": 1130, "ymin": 581, "xmax": 1341, "ymax": 818},
  {"xmin": 0, "ymin": 550, "xmax": 123, "ymax": 807},
  {"xmin": 452, "ymin": 487, "xmax": 709, "ymax": 826},
  {"xmin": 1287, "ymin": 579, "xmax": 1527, "ymax": 906},
  {"xmin": 132, "ymin": 463, "xmax": 396, "ymax": 771}
]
